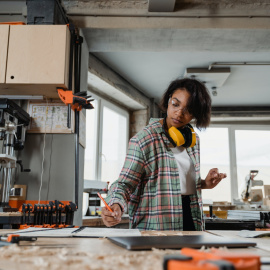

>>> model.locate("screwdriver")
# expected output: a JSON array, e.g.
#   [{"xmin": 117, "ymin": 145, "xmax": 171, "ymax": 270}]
[{"xmin": 0, "ymin": 234, "xmax": 37, "ymax": 244}]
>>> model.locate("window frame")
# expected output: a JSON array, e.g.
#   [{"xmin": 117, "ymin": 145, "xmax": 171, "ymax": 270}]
[
  {"xmin": 84, "ymin": 92, "xmax": 129, "ymax": 181},
  {"xmin": 206, "ymin": 123, "xmax": 270, "ymax": 202}
]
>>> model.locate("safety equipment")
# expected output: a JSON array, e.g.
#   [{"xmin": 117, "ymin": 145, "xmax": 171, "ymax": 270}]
[{"xmin": 163, "ymin": 118, "xmax": 196, "ymax": 148}]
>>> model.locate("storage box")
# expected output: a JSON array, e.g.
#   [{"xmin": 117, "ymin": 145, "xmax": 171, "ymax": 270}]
[{"xmin": 1, "ymin": 25, "xmax": 70, "ymax": 98}]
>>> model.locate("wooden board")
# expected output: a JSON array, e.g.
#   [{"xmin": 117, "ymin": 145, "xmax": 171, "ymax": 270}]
[
  {"xmin": 1, "ymin": 25, "xmax": 70, "ymax": 98},
  {"xmin": 0, "ymin": 25, "xmax": 9, "ymax": 83}
]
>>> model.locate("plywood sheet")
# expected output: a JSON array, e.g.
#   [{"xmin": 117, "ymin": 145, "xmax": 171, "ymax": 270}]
[
  {"xmin": 0, "ymin": 25, "xmax": 9, "ymax": 83},
  {"xmin": 0, "ymin": 83, "xmax": 61, "ymax": 98},
  {"xmin": 6, "ymin": 25, "xmax": 70, "ymax": 87}
]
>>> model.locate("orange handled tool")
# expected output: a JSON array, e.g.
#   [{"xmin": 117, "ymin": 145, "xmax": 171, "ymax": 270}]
[
  {"xmin": 58, "ymin": 89, "xmax": 94, "ymax": 111},
  {"xmin": 164, "ymin": 248, "xmax": 261, "ymax": 270},
  {"xmin": 0, "ymin": 234, "xmax": 37, "ymax": 244}
]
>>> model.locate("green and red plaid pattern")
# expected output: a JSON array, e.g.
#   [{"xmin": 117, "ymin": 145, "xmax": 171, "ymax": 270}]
[{"xmin": 106, "ymin": 118, "xmax": 204, "ymax": 231}]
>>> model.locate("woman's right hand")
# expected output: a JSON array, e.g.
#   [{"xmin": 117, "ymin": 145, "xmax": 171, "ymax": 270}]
[{"xmin": 101, "ymin": 203, "xmax": 123, "ymax": 227}]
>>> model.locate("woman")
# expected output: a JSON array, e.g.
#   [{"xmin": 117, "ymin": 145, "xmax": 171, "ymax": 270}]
[{"xmin": 101, "ymin": 78, "xmax": 226, "ymax": 231}]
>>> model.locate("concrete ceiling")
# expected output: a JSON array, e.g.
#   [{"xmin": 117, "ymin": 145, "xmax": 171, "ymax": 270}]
[
  {"xmin": 92, "ymin": 52, "xmax": 270, "ymax": 106},
  {"xmin": 63, "ymin": 0, "xmax": 270, "ymax": 107},
  {"xmin": 1, "ymin": 0, "xmax": 270, "ymax": 108}
]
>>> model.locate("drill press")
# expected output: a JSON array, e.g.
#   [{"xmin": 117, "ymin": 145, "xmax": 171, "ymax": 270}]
[{"xmin": 0, "ymin": 99, "xmax": 30, "ymax": 212}]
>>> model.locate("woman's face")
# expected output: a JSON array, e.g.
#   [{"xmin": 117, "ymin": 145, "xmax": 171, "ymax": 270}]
[{"xmin": 166, "ymin": 88, "xmax": 193, "ymax": 129}]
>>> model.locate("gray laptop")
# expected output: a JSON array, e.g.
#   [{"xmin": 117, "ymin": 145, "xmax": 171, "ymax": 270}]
[{"xmin": 107, "ymin": 235, "xmax": 257, "ymax": 250}]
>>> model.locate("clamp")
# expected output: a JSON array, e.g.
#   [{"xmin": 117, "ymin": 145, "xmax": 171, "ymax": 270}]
[{"xmin": 57, "ymin": 89, "xmax": 94, "ymax": 111}]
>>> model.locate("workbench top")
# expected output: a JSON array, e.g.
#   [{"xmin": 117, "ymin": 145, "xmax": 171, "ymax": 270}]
[{"xmin": 0, "ymin": 229, "xmax": 270, "ymax": 270}]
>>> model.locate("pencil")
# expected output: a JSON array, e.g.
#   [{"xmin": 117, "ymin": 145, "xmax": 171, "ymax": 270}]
[{"xmin": 97, "ymin": 192, "xmax": 113, "ymax": 213}]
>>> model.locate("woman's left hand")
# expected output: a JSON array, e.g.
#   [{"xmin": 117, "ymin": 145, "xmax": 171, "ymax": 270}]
[{"xmin": 202, "ymin": 168, "xmax": 227, "ymax": 189}]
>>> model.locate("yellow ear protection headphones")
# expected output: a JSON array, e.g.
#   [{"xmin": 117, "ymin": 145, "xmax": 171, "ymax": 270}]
[{"xmin": 163, "ymin": 117, "xmax": 196, "ymax": 148}]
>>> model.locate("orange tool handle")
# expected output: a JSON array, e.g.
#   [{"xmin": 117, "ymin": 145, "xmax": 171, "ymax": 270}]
[
  {"xmin": 181, "ymin": 248, "xmax": 260, "ymax": 269},
  {"xmin": 7, "ymin": 234, "xmax": 20, "ymax": 242},
  {"xmin": 58, "ymin": 89, "xmax": 74, "ymax": 105},
  {"xmin": 164, "ymin": 248, "xmax": 260, "ymax": 270}
]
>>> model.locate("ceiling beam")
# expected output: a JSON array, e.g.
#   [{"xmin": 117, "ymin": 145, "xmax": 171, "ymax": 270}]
[
  {"xmin": 211, "ymin": 106, "xmax": 270, "ymax": 124},
  {"xmin": 81, "ymin": 27, "xmax": 270, "ymax": 52},
  {"xmin": 70, "ymin": 16, "xmax": 270, "ymax": 29},
  {"xmin": 148, "ymin": 0, "xmax": 176, "ymax": 12},
  {"xmin": 88, "ymin": 54, "xmax": 150, "ymax": 111},
  {"xmin": 212, "ymin": 106, "xmax": 270, "ymax": 115},
  {"xmin": 62, "ymin": 0, "xmax": 270, "ymax": 17}
]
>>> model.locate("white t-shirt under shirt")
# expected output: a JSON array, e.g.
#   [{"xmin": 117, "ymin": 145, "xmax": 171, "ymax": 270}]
[{"xmin": 171, "ymin": 146, "xmax": 196, "ymax": 195}]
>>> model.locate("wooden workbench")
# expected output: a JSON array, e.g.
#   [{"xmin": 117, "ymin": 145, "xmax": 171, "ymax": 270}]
[{"xmin": 0, "ymin": 229, "xmax": 270, "ymax": 270}]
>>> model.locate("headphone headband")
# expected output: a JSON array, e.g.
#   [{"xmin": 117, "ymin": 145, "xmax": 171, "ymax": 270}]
[{"xmin": 162, "ymin": 117, "xmax": 177, "ymax": 147}]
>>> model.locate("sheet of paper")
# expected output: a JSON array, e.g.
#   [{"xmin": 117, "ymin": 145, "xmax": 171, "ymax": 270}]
[
  {"xmin": 10, "ymin": 227, "xmax": 141, "ymax": 238},
  {"xmin": 12, "ymin": 227, "xmax": 77, "ymax": 237},
  {"xmin": 74, "ymin": 228, "xmax": 141, "ymax": 238},
  {"xmin": 238, "ymin": 230, "xmax": 270, "ymax": 238}
]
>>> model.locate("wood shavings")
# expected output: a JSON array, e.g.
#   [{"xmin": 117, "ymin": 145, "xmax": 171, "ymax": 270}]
[
  {"xmin": 155, "ymin": 232, "xmax": 167, "ymax": 236},
  {"xmin": 0, "ymin": 244, "xmax": 180, "ymax": 270},
  {"xmin": 141, "ymin": 231, "xmax": 186, "ymax": 236},
  {"xmin": 199, "ymin": 245, "xmax": 206, "ymax": 251},
  {"xmin": 199, "ymin": 246, "xmax": 229, "ymax": 252}
]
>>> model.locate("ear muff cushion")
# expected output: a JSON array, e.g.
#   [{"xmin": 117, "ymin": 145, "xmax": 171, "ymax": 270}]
[
  {"xmin": 168, "ymin": 126, "xmax": 185, "ymax": 147},
  {"xmin": 181, "ymin": 126, "xmax": 192, "ymax": 147},
  {"xmin": 190, "ymin": 127, "xmax": 196, "ymax": 148},
  {"xmin": 181, "ymin": 125, "xmax": 196, "ymax": 148}
]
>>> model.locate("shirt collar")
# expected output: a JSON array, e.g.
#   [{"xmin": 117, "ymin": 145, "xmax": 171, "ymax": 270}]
[{"xmin": 149, "ymin": 118, "xmax": 173, "ymax": 147}]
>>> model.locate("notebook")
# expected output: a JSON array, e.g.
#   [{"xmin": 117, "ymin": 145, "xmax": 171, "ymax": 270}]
[{"xmin": 107, "ymin": 235, "xmax": 257, "ymax": 250}]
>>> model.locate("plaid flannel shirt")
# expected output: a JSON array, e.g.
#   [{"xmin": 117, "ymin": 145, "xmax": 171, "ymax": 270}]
[{"xmin": 106, "ymin": 118, "xmax": 204, "ymax": 231}]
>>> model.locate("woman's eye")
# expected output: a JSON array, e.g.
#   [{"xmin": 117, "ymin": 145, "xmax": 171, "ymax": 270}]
[{"xmin": 172, "ymin": 102, "xmax": 179, "ymax": 107}]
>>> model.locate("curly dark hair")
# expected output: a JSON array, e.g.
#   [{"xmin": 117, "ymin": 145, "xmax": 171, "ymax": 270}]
[{"xmin": 160, "ymin": 78, "xmax": 212, "ymax": 129}]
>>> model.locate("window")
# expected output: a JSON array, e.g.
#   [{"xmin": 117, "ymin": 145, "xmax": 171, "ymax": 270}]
[
  {"xmin": 196, "ymin": 125, "xmax": 270, "ymax": 203},
  {"xmin": 196, "ymin": 127, "xmax": 231, "ymax": 202},
  {"xmin": 100, "ymin": 102, "xmax": 129, "ymax": 184},
  {"xmin": 84, "ymin": 100, "xmax": 98, "ymax": 180},
  {"xmin": 84, "ymin": 95, "xmax": 129, "ymax": 184},
  {"xmin": 235, "ymin": 130, "xmax": 270, "ymax": 195}
]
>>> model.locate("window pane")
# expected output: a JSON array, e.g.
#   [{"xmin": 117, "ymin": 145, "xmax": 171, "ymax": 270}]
[
  {"xmin": 84, "ymin": 100, "xmax": 97, "ymax": 180},
  {"xmin": 195, "ymin": 127, "xmax": 231, "ymax": 202},
  {"xmin": 101, "ymin": 106, "xmax": 128, "ymax": 184},
  {"xmin": 236, "ymin": 130, "xmax": 270, "ymax": 197}
]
